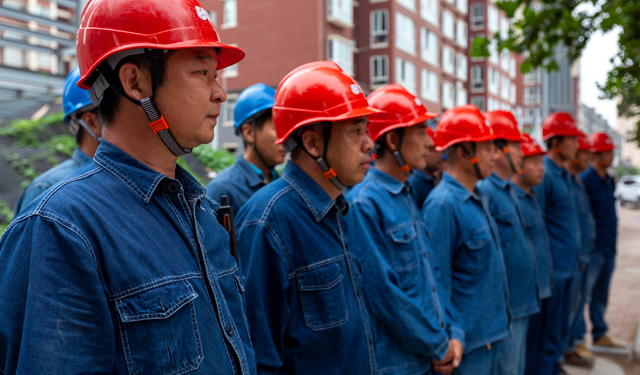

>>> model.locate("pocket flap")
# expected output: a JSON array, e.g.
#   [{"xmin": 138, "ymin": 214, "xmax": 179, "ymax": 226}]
[
  {"xmin": 298, "ymin": 262, "xmax": 343, "ymax": 292},
  {"xmin": 464, "ymin": 229, "xmax": 491, "ymax": 251},
  {"xmin": 115, "ymin": 280, "xmax": 198, "ymax": 322},
  {"xmin": 495, "ymin": 213, "xmax": 516, "ymax": 226},
  {"xmin": 389, "ymin": 224, "xmax": 417, "ymax": 244}
]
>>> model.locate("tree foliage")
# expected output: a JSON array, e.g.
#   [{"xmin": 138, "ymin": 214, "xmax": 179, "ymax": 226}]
[{"xmin": 471, "ymin": 0, "xmax": 640, "ymax": 145}]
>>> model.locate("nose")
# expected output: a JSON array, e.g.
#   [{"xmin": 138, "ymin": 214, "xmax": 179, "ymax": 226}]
[{"xmin": 363, "ymin": 133, "xmax": 374, "ymax": 153}]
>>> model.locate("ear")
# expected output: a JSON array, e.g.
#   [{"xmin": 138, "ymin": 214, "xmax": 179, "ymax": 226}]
[
  {"xmin": 384, "ymin": 131, "xmax": 400, "ymax": 153},
  {"xmin": 241, "ymin": 123, "xmax": 255, "ymax": 145},
  {"xmin": 81, "ymin": 111, "xmax": 102, "ymax": 136},
  {"xmin": 301, "ymin": 127, "xmax": 322, "ymax": 159},
  {"xmin": 119, "ymin": 63, "xmax": 152, "ymax": 102}
]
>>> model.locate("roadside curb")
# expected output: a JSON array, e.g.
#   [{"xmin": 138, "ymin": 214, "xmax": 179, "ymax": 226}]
[{"xmin": 564, "ymin": 357, "xmax": 626, "ymax": 375}]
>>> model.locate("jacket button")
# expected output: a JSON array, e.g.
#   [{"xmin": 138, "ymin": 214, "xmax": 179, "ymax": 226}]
[
  {"xmin": 226, "ymin": 325, "xmax": 234, "ymax": 337},
  {"xmin": 404, "ymin": 234, "xmax": 408, "ymax": 240},
  {"xmin": 431, "ymin": 286, "xmax": 436, "ymax": 293},
  {"xmin": 440, "ymin": 322, "xmax": 445, "ymax": 329},
  {"xmin": 423, "ymin": 252, "xmax": 427, "ymax": 259},
  {"xmin": 167, "ymin": 182, "xmax": 180, "ymax": 194}
]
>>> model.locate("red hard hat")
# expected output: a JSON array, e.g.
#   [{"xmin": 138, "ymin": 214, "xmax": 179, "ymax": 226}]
[
  {"xmin": 434, "ymin": 105, "xmax": 499, "ymax": 151},
  {"xmin": 76, "ymin": 0, "xmax": 245, "ymax": 89},
  {"xmin": 542, "ymin": 112, "xmax": 580, "ymax": 141},
  {"xmin": 273, "ymin": 61, "xmax": 383, "ymax": 144},
  {"xmin": 521, "ymin": 133, "xmax": 545, "ymax": 158},
  {"xmin": 589, "ymin": 132, "xmax": 616, "ymax": 153},
  {"xmin": 486, "ymin": 111, "xmax": 527, "ymax": 142},
  {"xmin": 366, "ymin": 84, "xmax": 438, "ymax": 142},
  {"xmin": 577, "ymin": 130, "xmax": 592, "ymax": 152}
]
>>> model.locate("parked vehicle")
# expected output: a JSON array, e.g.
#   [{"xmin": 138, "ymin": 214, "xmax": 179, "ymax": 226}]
[{"xmin": 615, "ymin": 175, "xmax": 640, "ymax": 207}]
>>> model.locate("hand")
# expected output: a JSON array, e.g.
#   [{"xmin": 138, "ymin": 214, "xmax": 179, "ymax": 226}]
[{"xmin": 431, "ymin": 339, "xmax": 463, "ymax": 375}]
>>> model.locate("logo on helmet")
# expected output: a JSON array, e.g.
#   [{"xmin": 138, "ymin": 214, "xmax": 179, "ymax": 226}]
[
  {"xmin": 195, "ymin": 6, "xmax": 210, "ymax": 21},
  {"xmin": 351, "ymin": 84, "xmax": 362, "ymax": 96},
  {"xmin": 414, "ymin": 98, "xmax": 422, "ymax": 106}
]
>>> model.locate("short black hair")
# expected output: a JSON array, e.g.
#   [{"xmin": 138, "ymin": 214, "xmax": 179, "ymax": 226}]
[
  {"xmin": 545, "ymin": 136, "xmax": 564, "ymax": 151},
  {"xmin": 240, "ymin": 110, "xmax": 273, "ymax": 147},
  {"xmin": 98, "ymin": 51, "xmax": 175, "ymax": 126},
  {"xmin": 493, "ymin": 139, "xmax": 508, "ymax": 149}
]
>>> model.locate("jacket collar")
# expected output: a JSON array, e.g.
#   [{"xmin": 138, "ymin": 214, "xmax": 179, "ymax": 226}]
[
  {"xmin": 488, "ymin": 172, "xmax": 509, "ymax": 190},
  {"xmin": 282, "ymin": 161, "xmax": 348, "ymax": 222},
  {"xmin": 235, "ymin": 157, "xmax": 266, "ymax": 188},
  {"xmin": 369, "ymin": 167, "xmax": 409, "ymax": 196},
  {"xmin": 93, "ymin": 139, "xmax": 205, "ymax": 203},
  {"xmin": 441, "ymin": 171, "xmax": 478, "ymax": 203},
  {"xmin": 544, "ymin": 155, "xmax": 567, "ymax": 178},
  {"xmin": 72, "ymin": 147, "xmax": 92, "ymax": 167}
]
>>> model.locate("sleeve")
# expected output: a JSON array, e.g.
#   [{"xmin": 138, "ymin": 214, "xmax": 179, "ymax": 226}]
[
  {"xmin": 349, "ymin": 201, "xmax": 450, "ymax": 361},
  {"xmin": 532, "ymin": 177, "xmax": 548, "ymax": 213},
  {"xmin": 0, "ymin": 215, "xmax": 115, "ymax": 374},
  {"xmin": 236, "ymin": 221, "xmax": 290, "ymax": 375},
  {"xmin": 13, "ymin": 182, "xmax": 50, "ymax": 217}
]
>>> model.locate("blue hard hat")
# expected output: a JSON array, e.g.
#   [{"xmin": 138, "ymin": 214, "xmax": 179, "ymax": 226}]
[
  {"xmin": 234, "ymin": 83, "xmax": 276, "ymax": 133},
  {"xmin": 63, "ymin": 66, "xmax": 94, "ymax": 124}
]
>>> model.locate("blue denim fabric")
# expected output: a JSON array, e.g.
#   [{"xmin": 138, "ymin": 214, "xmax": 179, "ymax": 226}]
[
  {"xmin": 513, "ymin": 185, "xmax": 554, "ymax": 300},
  {"xmin": 422, "ymin": 172, "xmax": 510, "ymax": 353},
  {"xmin": 585, "ymin": 252, "xmax": 616, "ymax": 341},
  {"xmin": 539, "ymin": 277, "xmax": 573, "ymax": 375},
  {"xmin": 13, "ymin": 147, "xmax": 92, "ymax": 216},
  {"xmin": 570, "ymin": 176, "xmax": 596, "ymax": 263},
  {"xmin": 567, "ymin": 266, "xmax": 588, "ymax": 349},
  {"xmin": 526, "ymin": 297, "xmax": 549, "ymax": 375},
  {"xmin": 454, "ymin": 341, "xmax": 502, "ymax": 375},
  {"xmin": 532, "ymin": 157, "xmax": 579, "ymax": 279},
  {"xmin": 579, "ymin": 167, "xmax": 618, "ymax": 255},
  {"xmin": 347, "ymin": 168, "xmax": 464, "ymax": 374},
  {"xmin": 408, "ymin": 169, "xmax": 436, "ymax": 210},
  {"xmin": 492, "ymin": 316, "xmax": 529, "ymax": 375},
  {"xmin": 477, "ymin": 173, "xmax": 540, "ymax": 319},
  {"xmin": 235, "ymin": 161, "xmax": 377, "ymax": 375},
  {"xmin": 206, "ymin": 157, "xmax": 278, "ymax": 214},
  {"xmin": 0, "ymin": 140, "xmax": 255, "ymax": 374}
]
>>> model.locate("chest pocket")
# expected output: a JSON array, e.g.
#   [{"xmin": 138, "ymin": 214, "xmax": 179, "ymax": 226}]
[
  {"xmin": 462, "ymin": 228, "xmax": 494, "ymax": 274},
  {"xmin": 388, "ymin": 223, "xmax": 419, "ymax": 273},
  {"xmin": 297, "ymin": 261, "xmax": 348, "ymax": 331},
  {"xmin": 494, "ymin": 212, "xmax": 519, "ymax": 247},
  {"xmin": 114, "ymin": 280, "xmax": 203, "ymax": 375}
]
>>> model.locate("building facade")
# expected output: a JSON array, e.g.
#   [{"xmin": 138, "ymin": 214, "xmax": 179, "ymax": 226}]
[
  {"xmin": 578, "ymin": 103, "xmax": 622, "ymax": 166},
  {"xmin": 616, "ymin": 113, "xmax": 640, "ymax": 170},
  {"xmin": 0, "ymin": 0, "xmax": 80, "ymax": 121}
]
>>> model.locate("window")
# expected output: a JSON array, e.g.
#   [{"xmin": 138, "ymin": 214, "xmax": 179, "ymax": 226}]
[
  {"xmin": 222, "ymin": 0, "xmax": 237, "ymax": 27},
  {"xmin": 456, "ymin": 54, "xmax": 467, "ymax": 81},
  {"xmin": 471, "ymin": 65, "xmax": 484, "ymax": 90},
  {"xmin": 208, "ymin": 11, "xmax": 217, "ymax": 26},
  {"xmin": 488, "ymin": 5, "xmax": 498, "ymax": 34},
  {"xmin": 488, "ymin": 67, "xmax": 499, "ymax": 94},
  {"xmin": 524, "ymin": 68, "xmax": 541, "ymax": 84},
  {"xmin": 471, "ymin": 96, "xmax": 485, "ymax": 111},
  {"xmin": 488, "ymin": 97, "xmax": 499, "ymax": 111},
  {"xmin": 509, "ymin": 57, "xmax": 516, "ymax": 78},
  {"xmin": 489, "ymin": 40, "xmax": 499, "ymax": 64},
  {"xmin": 456, "ymin": 82, "xmax": 467, "ymax": 106},
  {"xmin": 456, "ymin": 20, "xmax": 467, "ymax": 47},
  {"xmin": 510, "ymin": 83, "xmax": 516, "ymax": 104},
  {"xmin": 371, "ymin": 55, "xmax": 389, "ymax": 86},
  {"xmin": 3, "ymin": 47, "xmax": 22, "ymax": 67},
  {"xmin": 524, "ymin": 87, "xmax": 540, "ymax": 105},
  {"xmin": 442, "ymin": 81, "xmax": 455, "ymax": 109},
  {"xmin": 420, "ymin": 0, "xmax": 438, "ymax": 25},
  {"xmin": 328, "ymin": 36, "xmax": 354, "ymax": 76},
  {"xmin": 500, "ymin": 16, "xmax": 509, "ymax": 39},
  {"xmin": 222, "ymin": 95, "xmax": 237, "ymax": 127},
  {"xmin": 397, "ymin": 0, "xmax": 415, "ymax": 11},
  {"xmin": 37, "ymin": 52, "xmax": 51, "ymax": 69},
  {"xmin": 442, "ymin": 10, "xmax": 454, "ymax": 40},
  {"xmin": 456, "ymin": 0, "xmax": 467, "ymax": 14},
  {"xmin": 2, "ymin": 30, "xmax": 21, "ymax": 42},
  {"xmin": 328, "ymin": 0, "xmax": 354, "ymax": 27},
  {"xmin": 395, "ymin": 12, "xmax": 416, "ymax": 54},
  {"xmin": 471, "ymin": 3, "xmax": 484, "ymax": 29},
  {"xmin": 420, "ymin": 27, "xmax": 438, "ymax": 66},
  {"xmin": 3, "ymin": 1, "xmax": 24, "ymax": 11},
  {"xmin": 444, "ymin": 0, "xmax": 454, "ymax": 5},
  {"xmin": 500, "ymin": 49, "xmax": 510, "ymax": 71},
  {"xmin": 421, "ymin": 69, "xmax": 439, "ymax": 102},
  {"xmin": 34, "ymin": 4, "xmax": 51, "ymax": 19},
  {"xmin": 442, "ymin": 46, "xmax": 454, "ymax": 75},
  {"xmin": 396, "ymin": 58, "xmax": 416, "ymax": 94},
  {"xmin": 500, "ymin": 102, "xmax": 511, "ymax": 111},
  {"xmin": 501, "ymin": 75, "xmax": 510, "ymax": 100},
  {"xmin": 371, "ymin": 10, "xmax": 389, "ymax": 46}
]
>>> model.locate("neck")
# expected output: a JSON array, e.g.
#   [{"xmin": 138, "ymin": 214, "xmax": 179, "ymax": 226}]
[
  {"xmin": 449, "ymin": 167, "xmax": 479, "ymax": 194},
  {"xmin": 511, "ymin": 174, "xmax": 532, "ymax": 193},
  {"xmin": 375, "ymin": 153, "xmax": 408, "ymax": 183},
  {"xmin": 424, "ymin": 168, "xmax": 436, "ymax": 179},
  {"xmin": 493, "ymin": 166, "xmax": 513, "ymax": 182},
  {"xmin": 593, "ymin": 162, "xmax": 608, "ymax": 178},
  {"xmin": 77, "ymin": 131, "xmax": 100, "ymax": 158},
  {"xmin": 564, "ymin": 160, "xmax": 580, "ymax": 176},
  {"xmin": 101, "ymin": 107, "xmax": 178, "ymax": 178},
  {"xmin": 548, "ymin": 151, "xmax": 566, "ymax": 169},
  {"xmin": 292, "ymin": 154, "xmax": 342, "ymax": 200},
  {"xmin": 244, "ymin": 147, "xmax": 272, "ymax": 183}
]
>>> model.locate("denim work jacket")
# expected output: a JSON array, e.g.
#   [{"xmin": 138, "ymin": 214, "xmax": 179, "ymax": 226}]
[
  {"xmin": 13, "ymin": 147, "xmax": 91, "ymax": 216},
  {"xmin": 206, "ymin": 157, "xmax": 278, "ymax": 215},
  {"xmin": 422, "ymin": 172, "xmax": 510, "ymax": 353},
  {"xmin": 235, "ymin": 162, "xmax": 376, "ymax": 375},
  {"xmin": 0, "ymin": 140, "xmax": 256, "ymax": 375},
  {"xmin": 570, "ymin": 175, "xmax": 596, "ymax": 264},
  {"xmin": 477, "ymin": 173, "xmax": 540, "ymax": 319},
  {"xmin": 513, "ymin": 185, "xmax": 554, "ymax": 300},
  {"xmin": 347, "ymin": 168, "xmax": 464, "ymax": 375},
  {"xmin": 407, "ymin": 169, "xmax": 436, "ymax": 210},
  {"xmin": 532, "ymin": 157, "xmax": 580, "ymax": 279},
  {"xmin": 580, "ymin": 167, "xmax": 618, "ymax": 255}
]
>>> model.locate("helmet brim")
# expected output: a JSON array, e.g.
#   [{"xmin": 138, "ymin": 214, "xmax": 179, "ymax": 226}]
[{"xmin": 435, "ymin": 133, "xmax": 501, "ymax": 152}]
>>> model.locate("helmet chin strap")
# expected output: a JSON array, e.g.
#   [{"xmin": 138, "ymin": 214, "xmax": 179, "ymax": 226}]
[
  {"xmin": 494, "ymin": 142, "xmax": 518, "ymax": 174},
  {"xmin": 294, "ymin": 122, "xmax": 348, "ymax": 191},
  {"xmin": 240, "ymin": 120, "xmax": 277, "ymax": 182},
  {"xmin": 460, "ymin": 143, "xmax": 483, "ymax": 180},
  {"xmin": 392, "ymin": 129, "xmax": 412, "ymax": 177},
  {"xmin": 77, "ymin": 118, "xmax": 101, "ymax": 142}
]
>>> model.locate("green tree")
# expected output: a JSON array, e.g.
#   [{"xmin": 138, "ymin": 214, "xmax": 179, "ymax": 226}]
[{"xmin": 471, "ymin": 0, "xmax": 640, "ymax": 144}]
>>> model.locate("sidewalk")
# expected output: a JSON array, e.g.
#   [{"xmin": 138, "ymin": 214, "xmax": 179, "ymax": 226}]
[{"xmin": 564, "ymin": 357, "xmax": 625, "ymax": 375}]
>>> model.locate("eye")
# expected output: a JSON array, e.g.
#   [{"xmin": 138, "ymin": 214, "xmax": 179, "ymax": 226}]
[{"xmin": 198, "ymin": 70, "xmax": 208, "ymax": 76}]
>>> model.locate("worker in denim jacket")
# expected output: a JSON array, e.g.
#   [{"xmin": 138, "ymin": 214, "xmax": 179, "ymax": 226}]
[
  {"xmin": 206, "ymin": 83, "xmax": 286, "ymax": 214},
  {"xmin": 422, "ymin": 105, "xmax": 510, "ymax": 375},
  {"xmin": 0, "ymin": 0, "xmax": 256, "ymax": 373},
  {"xmin": 347, "ymin": 85, "xmax": 464, "ymax": 375},
  {"xmin": 510, "ymin": 134, "xmax": 555, "ymax": 375},
  {"xmin": 563, "ymin": 130, "xmax": 597, "ymax": 368},
  {"xmin": 408, "ymin": 126, "xmax": 442, "ymax": 209},
  {"xmin": 235, "ymin": 61, "xmax": 383, "ymax": 375},
  {"xmin": 532, "ymin": 112, "xmax": 581, "ymax": 375},
  {"xmin": 476, "ymin": 111, "xmax": 540, "ymax": 375}
]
